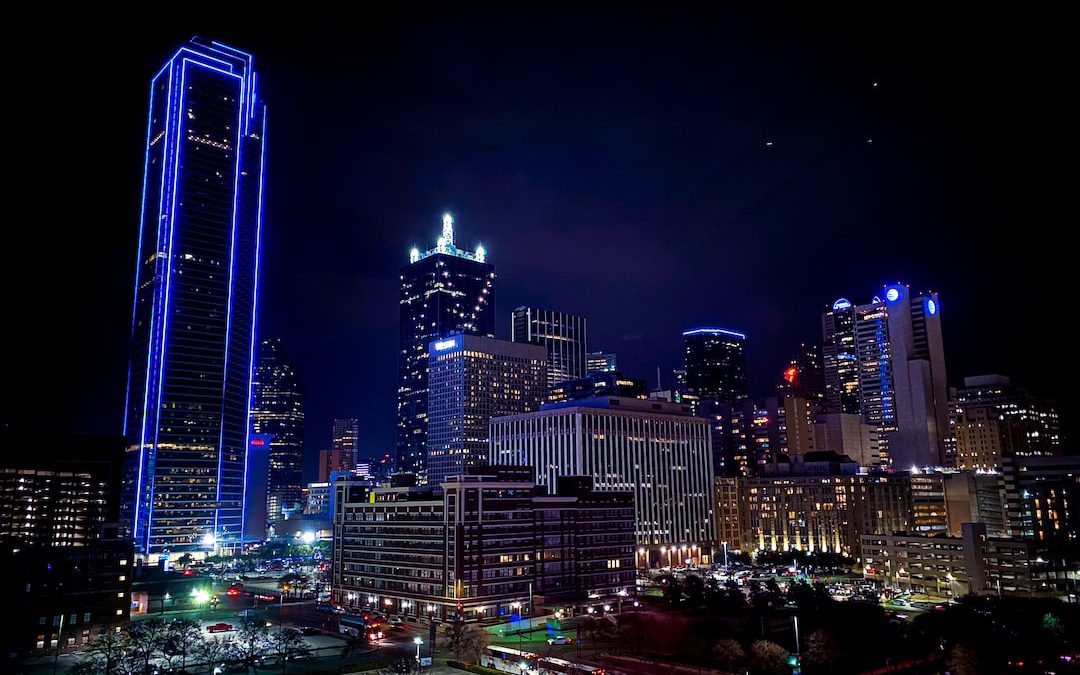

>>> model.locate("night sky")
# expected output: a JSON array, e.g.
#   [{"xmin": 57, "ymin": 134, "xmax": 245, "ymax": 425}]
[{"xmin": 3, "ymin": 8, "xmax": 1070, "ymax": 478}]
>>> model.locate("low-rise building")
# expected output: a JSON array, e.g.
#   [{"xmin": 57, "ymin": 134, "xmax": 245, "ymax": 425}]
[{"xmin": 331, "ymin": 467, "xmax": 634, "ymax": 622}]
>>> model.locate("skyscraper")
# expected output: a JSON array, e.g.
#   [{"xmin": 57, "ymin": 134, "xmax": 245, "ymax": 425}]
[
  {"xmin": 331, "ymin": 418, "xmax": 359, "ymax": 473},
  {"xmin": 778, "ymin": 342, "xmax": 826, "ymax": 405},
  {"xmin": 397, "ymin": 214, "xmax": 495, "ymax": 476},
  {"xmin": 586, "ymin": 351, "xmax": 617, "ymax": 374},
  {"xmin": 511, "ymin": 307, "xmax": 587, "ymax": 388},
  {"xmin": 854, "ymin": 285, "xmax": 948, "ymax": 469},
  {"xmin": 122, "ymin": 38, "xmax": 265, "ymax": 556},
  {"xmin": 426, "ymin": 334, "xmax": 546, "ymax": 484},
  {"xmin": 822, "ymin": 298, "xmax": 860, "ymax": 414},
  {"xmin": 251, "ymin": 338, "xmax": 306, "ymax": 521},
  {"xmin": 948, "ymin": 374, "xmax": 1062, "ymax": 470},
  {"xmin": 682, "ymin": 327, "xmax": 749, "ymax": 403}
]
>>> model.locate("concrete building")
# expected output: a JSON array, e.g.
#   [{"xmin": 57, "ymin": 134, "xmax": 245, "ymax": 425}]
[
  {"xmin": 714, "ymin": 477, "xmax": 744, "ymax": 555},
  {"xmin": 330, "ymin": 468, "xmax": 634, "ymax": 622},
  {"xmin": 1000, "ymin": 455, "xmax": 1080, "ymax": 541},
  {"xmin": 743, "ymin": 457, "xmax": 911, "ymax": 557},
  {"xmin": 548, "ymin": 371, "xmax": 648, "ymax": 403},
  {"xmin": 426, "ymin": 334, "xmax": 547, "ymax": 485},
  {"xmin": 812, "ymin": 412, "xmax": 882, "ymax": 470},
  {"xmin": 490, "ymin": 397, "xmax": 716, "ymax": 565},
  {"xmin": 861, "ymin": 523, "xmax": 1079, "ymax": 601},
  {"xmin": 948, "ymin": 375, "xmax": 1062, "ymax": 470},
  {"xmin": 682, "ymin": 328, "xmax": 749, "ymax": 404}
]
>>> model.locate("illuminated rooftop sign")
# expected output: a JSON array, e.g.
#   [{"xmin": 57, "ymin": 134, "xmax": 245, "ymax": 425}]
[
  {"xmin": 682, "ymin": 327, "xmax": 747, "ymax": 340},
  {"xmin": 431, "ymin": 337, "xmax": 461, "ymax": 353}
]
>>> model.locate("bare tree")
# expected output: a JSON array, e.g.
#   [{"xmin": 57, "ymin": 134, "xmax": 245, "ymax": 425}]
[
  {"xmin": 269, "ymin": 629, "xmax": 312, "ymax": 669},
  {"xmin": 82, "ymin": 628, "xmax": 131, "ymax": 675},
  {"xmin": 167, "ymin": 618, "xmax": 204, "ymax": 672},
  {"xmin": 129, "ymin": 618, "xmax": 170, "ymax": 674},
  {"xmin": 235, "ymin": 616, "xmax": 272, "ymax": 671},
  {"xmin": 195, "ymin": 635, "xmax": 237, "ymax": 673}
]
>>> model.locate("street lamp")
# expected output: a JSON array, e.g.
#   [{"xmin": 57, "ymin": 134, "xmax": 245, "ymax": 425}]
[
  {"xmin": 413, "ymin": 636, "xmax": 423, "ymax": 664},
  {"xmin": 660, "ymin": 546, "xmax": 668, "ymax": 569},
  {"xmin": 946, "ymin": 573, "xmax": 956, "ymax": 602}
]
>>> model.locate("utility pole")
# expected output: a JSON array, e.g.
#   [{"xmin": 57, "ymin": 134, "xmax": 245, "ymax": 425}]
[{"xmin": 52, "ymin": 613, "xmax": 66, "ymax": 675}]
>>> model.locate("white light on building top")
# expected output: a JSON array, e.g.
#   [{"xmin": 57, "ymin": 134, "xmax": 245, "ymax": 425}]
[
  {"xmin": 475, "ymin": 244, "xmax": 486, "ymax": 263},
  {"xmin": 410, "ymin": 247, "xmax": 420, "ymax": 263}
]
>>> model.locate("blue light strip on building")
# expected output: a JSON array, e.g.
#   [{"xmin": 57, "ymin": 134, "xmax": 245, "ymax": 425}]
[
  {"xmin": 241, "ymin": 106, "xmax": 268, "ymax": 541},
  {"xmin": 212, "ymin": 59, "xmax": 246, "ymax": 539},
  {"xmin": 682, "ymin": 327, "xmax": 747, "ymax": 339}
]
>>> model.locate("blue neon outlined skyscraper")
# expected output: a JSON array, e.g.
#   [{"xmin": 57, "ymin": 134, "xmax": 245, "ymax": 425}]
[{"xmin": 122, "ymin": 37, "xmax": 266, "ymax": 556}]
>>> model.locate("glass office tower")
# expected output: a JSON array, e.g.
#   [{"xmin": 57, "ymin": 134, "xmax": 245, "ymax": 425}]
[
  {"xmin": 122, "ymin": 38, "xmax": 266, "ymax": 555},
  {"xmin": 252, "ymin": 338, "xmax": 305, "ymax": 522},
  {"xmin": 397, "ymin": 214, "xmax": 495, "ymax": 478}
]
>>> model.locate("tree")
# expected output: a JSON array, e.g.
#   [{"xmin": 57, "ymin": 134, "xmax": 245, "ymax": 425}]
[
  {"xmin": 655, "ymin": 573, "xmax": 683, "ymax": 605},
  {"xmin": 166, "ymin": 618, "xmax": 204, "ymax": 672},
  {"xmin": 83, "ymin": 628, "xmax": 129, "ymax": 675},
  {"xmin": 279, "ymin": 572, "xmax": 301, "ymax": 597},
  {"xmin": 177, "ymin": 553, "xmax": 193, "ymax": 569},
  {"xmin": 805, "ymin": 629, "xmax": 842, "ymax": 674},
  {"xmin": 455, "ymin": 625, "xmax": 490, "ymax": 663},
  {"xmin": 235, "ymin": 616, "xmax": 272, "ymax": 671},
  {"xmin": 195, "ymin": 635, "xmax": 237, "ymax": 672},
  {"xmin": 683, "ymin": 574, "xmax": 705, "ymax": 606},
  {"xmin": 712, "ymin": 638, "xmax": 746, "ymax": 672},
  {"xmin": 577, "ymin": 615, "xmax": 599, "ymax": 644},
  {"xmin": 129, "ymin": 618, "xmax": 170, "ymax": 675},
  {"xmin": 270, "ymin": 628, "xmax": 312, "ymax": 667},
  {"xmin": 749, "ymin": 640, "xmax": 789, "ymax": 675}
]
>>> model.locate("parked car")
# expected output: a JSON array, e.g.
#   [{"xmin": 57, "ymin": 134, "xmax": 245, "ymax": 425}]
[
  {"xmin": 206, "ymin": 623, "xmax": 234, "ymax": 634},
  {"xmin": 297, "ymin": 627, "xmax": 321, "ymax": 636},
  {"xmin": 547, "ymin": 636, "xmax": 574, "ymax": 645}
]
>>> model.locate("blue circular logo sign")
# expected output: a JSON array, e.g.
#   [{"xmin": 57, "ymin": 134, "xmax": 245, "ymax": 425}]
[
  {"xmin": 885, "ymin": 288, "xmax": 900, "ymax": 302},
  {"xmin": 927, "ymin": 299, "xmax": 937, "ymax": 315}
]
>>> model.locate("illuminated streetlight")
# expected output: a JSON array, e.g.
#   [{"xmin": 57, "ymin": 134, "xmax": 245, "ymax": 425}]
[
  {"xmin": 301, "ymin": 531, "xmax": 316, "ymax": 545},
  {"xmin": 413, "ymin": 636, "xmax": 423, "ymax": 663}
]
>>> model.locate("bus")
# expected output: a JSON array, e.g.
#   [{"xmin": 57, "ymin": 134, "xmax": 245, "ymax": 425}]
[
  {"xmin": 481, "ymin": 646, "xmax": 539, "ymax": 674},
  {"xmin": 538, "ymin": 657, "xmax": 605, "ymax": 675},
  {"xmin": 338, "ymin": 615, "xmax": 383, "ymax": 642}
]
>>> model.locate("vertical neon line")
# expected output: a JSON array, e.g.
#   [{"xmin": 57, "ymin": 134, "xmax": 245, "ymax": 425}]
[
  {"xmin": 129, "ymin": 65, "xmax": 168, "ymax": 548},
  {"xmin": 147, "ymin": 58, "xmax": 188, "ymax": 553},
  {"xmin": 241, "ymin": 105, "xmax": 267, "ymax": 543},
  {"xmin": 213, "ymin": 58, "xmax": 247, "ymax": 539}
]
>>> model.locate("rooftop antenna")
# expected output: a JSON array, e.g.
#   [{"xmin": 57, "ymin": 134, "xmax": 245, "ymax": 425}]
[{"xmin": 656, "ymin": 366, "xmax": 662, "ymax": 391}]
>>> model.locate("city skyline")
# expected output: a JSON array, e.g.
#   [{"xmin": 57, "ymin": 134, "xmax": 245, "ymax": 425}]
[{"xmin": 4, "ymin": 10, "xmax": 1072, "ymax": 472}]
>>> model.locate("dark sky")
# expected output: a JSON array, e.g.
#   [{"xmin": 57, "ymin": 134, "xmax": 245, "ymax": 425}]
[{"xmin": 3, "ymin": 7, "xmax": 1071, "ymax": 478}]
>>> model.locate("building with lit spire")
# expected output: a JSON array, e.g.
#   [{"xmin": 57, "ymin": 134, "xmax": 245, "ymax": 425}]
[{"xmin": 397, "ymin": 214, "xmax": 495, "ymax": 479}]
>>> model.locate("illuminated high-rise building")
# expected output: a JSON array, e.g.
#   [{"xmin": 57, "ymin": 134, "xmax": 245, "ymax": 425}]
[
  {"xmin": 778, "ymin": 343, "xmax": 826, "ymax": 406},
  {"xmin": 586, "ymin": 351, "xmax": 617, "ymax": 374},
  {"xmin": 682, "ymin": 327, "xmax": 748, "ymax": 404},
  {"xmin": 331, "ymin": 418, "xmax": 359, "ymax": 473},
  {"xmin": 121, "ymin": 38, "xmax": 266, "ymax": 555},
  {"xmin": 511, "ymin": 307, "xmax": 586, "ymax": 389},
  {"xmin": 853, "ymin": 285, "xmax": 948, "ymax": 469},
  {"xmin": 426, "ymin": 335, "xmax": 546, "ymax": 485},
  {"xmin": 397, "ymin": 214, "xmax": 495, "ymax": 477},
  {"xmin": 822, "ymin": 298, "xmax": 860, "ymax": 414},
  {"xmin": 252, "ymin": 338, "xmax": 305, "ymax": 521}
]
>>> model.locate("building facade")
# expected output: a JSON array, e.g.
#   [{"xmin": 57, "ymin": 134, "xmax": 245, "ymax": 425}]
[
  {"xmin": 122, "ymin": 38, "xmax": 266, "ymax": 555},
  {"xmin": 426, "ymin": 335, "xmax": 547, "ymax": 484},
  {"xmin": 331, "ymin": 418, "xmax": 360, "ymax": 474},
  {"xmin": 811, "ymin": 412, "xmax": 882, "ymax": 470},
  {"xmin": 853, "ymin": 285, "xmax": 948, "ymax": 469},
  {"xmin": 682, "ymin": 328, "xmax": 749, "ymax": 404},
  {"xmin": 331, "ymin": 468, "xmax": 634, "ymax": 622},
  {"xmin": 511, "ymin": 307, "xmax": 587, "ymax": 389},
  {"xmin": 778, "ymin": 343, "xmax": 826, "ymax": 406},
  {"xmin": 949, "ymin": 374, "xmax": 1062, "ymax": 470},
  {"xmin": 586, "ymin": 352, "xmax": 618, "ymax": 375},
  {"xmin": 548, "ymin": 371, "xmax": 648, "ymax": 403},
  {"xmin": 397, "ymin": 214, "xmax": 496, "ymax": 477},
  {"xmin": 1000, "ymin": 455, "xmax": 1080, "ymax": 541},
  {"xmin": 252, "ymin": 337, "xmax": 306, "ymax": 521},
  {"xmin": 822, "ymin": 298, "xmax": 861, "ymax": 415},
  {"xmin": 743, "ymin": 466, "xmax": 911, "ymax": 557},
  {"xmin": 490, "ymin": 397, "xmax": 716, "ymax": 563}
]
